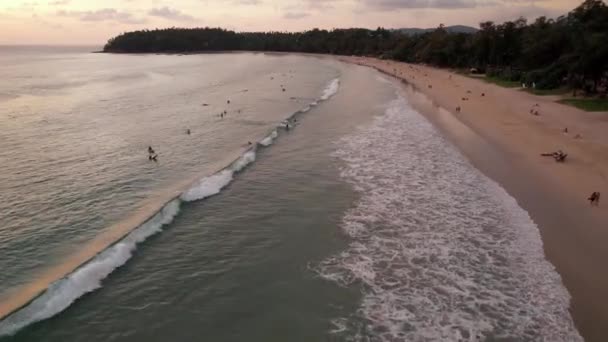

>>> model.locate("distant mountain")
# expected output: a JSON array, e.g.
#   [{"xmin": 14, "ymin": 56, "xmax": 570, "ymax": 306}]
[{"xmin": 395, "ymin": 25, "xmax": 478, "ymax": 35}]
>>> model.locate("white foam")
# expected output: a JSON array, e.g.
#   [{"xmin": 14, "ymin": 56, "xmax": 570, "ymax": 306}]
[
  {"xmin": 259, "ymin": 130, "xmax": 278, "ymax": 147},
  {"xmin": 231, "ymin": 150, "xmax": 256, "ymax": 172},
  {"xmin": 317, "ymin": 95, "xmax": 582, "ymax": 341},
  {"xmin": 299, "ymin": 105, "xmax": 312, "ymax": 113},
  {"xmin": 0, "ymin": 199, "xmax": 180, "ymax": 337},
  {"xmin": 320, "ymin": 78, "xmax": 340, "ymax": 101},
  {"xmin": 375, "ymin": 75, "xmax": 392, "ymax": 85},
  {"xmin": 180, "ymin": 149, "xmax": 256, "ymax": 202},
  {"xmin": 180, "ymin": 170, "xmax": 234, "ymax": 202}
]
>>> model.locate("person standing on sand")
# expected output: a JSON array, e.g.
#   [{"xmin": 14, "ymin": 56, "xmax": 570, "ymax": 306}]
[{"xmin": 588, "ymin": 192, "xmax": 600, "ymax": 206}]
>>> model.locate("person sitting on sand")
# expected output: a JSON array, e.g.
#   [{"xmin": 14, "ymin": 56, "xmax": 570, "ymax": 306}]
[
  {"xmin": 553, "ymin": 150, "xmax": 567, "ymax": 162},
  {"xmin": 588, "ymin": 192, "xmax": 600, "ymax": 206}
]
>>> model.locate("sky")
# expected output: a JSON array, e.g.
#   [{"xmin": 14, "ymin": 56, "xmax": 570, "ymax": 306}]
[{"xmin": 0, "ymin": 0, "xmax": 581, "ymax": 45}]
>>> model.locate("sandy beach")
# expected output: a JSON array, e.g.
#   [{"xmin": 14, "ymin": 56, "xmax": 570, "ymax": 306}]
[{"xmin": 342, "ymin": 56, "xmax": 608, "ymax": 341}]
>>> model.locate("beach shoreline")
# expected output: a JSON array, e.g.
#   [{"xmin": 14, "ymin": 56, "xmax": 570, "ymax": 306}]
[{"xmin": 340, "ymin": 56, "xmax": 608, "ymax": 342}]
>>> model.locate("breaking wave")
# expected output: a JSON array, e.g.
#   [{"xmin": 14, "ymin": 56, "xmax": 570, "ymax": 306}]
[
  {"xmin": 320, "ymin": 78, "xmax": 340, "ymax": 101},
  {"xmin": 259, "ymin": 130, "xmax": 278, "ymax": 147},
  {"xmin": 0, "ymin": 77, "xmax": 341, "ymax": 337},
  {"xmin": 316, "ymin": 95, "xmax": 582, "ymax": 341}
]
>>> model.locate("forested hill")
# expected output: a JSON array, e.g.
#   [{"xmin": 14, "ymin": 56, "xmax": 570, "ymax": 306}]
[
  {"xmin": 395, "ymin": 25, "xmax": 478, "ymax": 35},
  {"xmin": 104, "ymin": 0, "xmax": 607, "ymax": 92}
]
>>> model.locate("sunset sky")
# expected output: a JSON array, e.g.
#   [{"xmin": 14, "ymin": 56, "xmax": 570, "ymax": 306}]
[{"xmin": 0, "ymin": 0, "xmax": 581, "ymax": 45}]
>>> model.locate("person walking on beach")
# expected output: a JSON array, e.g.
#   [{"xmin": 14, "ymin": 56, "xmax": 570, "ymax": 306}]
[{"xmin": 588, "ymin": 192, "xmax": 600, "ymax": 206}]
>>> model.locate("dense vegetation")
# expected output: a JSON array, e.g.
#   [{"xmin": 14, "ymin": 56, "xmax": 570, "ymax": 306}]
[{"xmin": 104, "ymin": 0, "xmax": 608, "ymax": 94}]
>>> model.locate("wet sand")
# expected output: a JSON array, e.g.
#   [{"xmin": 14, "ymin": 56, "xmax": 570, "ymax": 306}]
[{"xmin": 342, "ymin": 56, "xmax": 608, "ymax": 342}]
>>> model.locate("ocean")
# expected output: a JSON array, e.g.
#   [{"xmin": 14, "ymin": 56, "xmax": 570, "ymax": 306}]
[{"xmin": 0, "ymin": 47, "xmax": 582, "ymax": 341}]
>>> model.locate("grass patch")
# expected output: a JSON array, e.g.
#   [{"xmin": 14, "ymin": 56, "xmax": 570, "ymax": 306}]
[
  {"xmin": 523, "ymin": 87, "xmax": 570, "ymax": 96},
  {"xmin": 482, "ymin": 76, "xmax": 521, "ymax": 88},
  {"xmin": 559, "ymin": 98, "xmax": 608, "ymax": 112}
]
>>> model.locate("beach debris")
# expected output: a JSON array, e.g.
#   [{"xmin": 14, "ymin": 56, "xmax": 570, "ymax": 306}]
[
  {"xmin": 456, "ymin": 106, "xmax": 461, "ymax": 112},
  {"xmin": 461, "ymin": 97, "xmax": 469, "ymax": 101},
  {"xmin": 541, "ymin": 150, "xmax": 567, "ymax": 162},
  {"xmin": 574, "ymin": 134, "xmax": 582, "ymax": 139},
  {"xmin": 227, "ymin": 100, "xmax": 230, "ymax": 104},
  {"xmin": 202, "ymin": 103, "xmax": 209, "ymax": 106},
  {"xmin": 563, "ymin": 127, "xmax": 568, "ymax": 133},
  {"xmin": 428, "ymin": 84, "xmax": 432, "ymax": 89},
  {"xmin": 481, "ymin": 93, "xmax": 485, "ymax": 97},
  {"xmin": 588, "ymin": 192, "xmax": 601, "ymax": 206},
  {"xmin": 466, "ymin": 90, "xmax": 472, "ymax": 94}
]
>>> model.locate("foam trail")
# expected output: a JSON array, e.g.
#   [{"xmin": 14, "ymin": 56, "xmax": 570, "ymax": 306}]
[
  {"xmin": 299, "ymin": 105, "xmax": 312, "ymax": 113},
  {"xmin": 317, "ymin": 94, "xmax": 582, "ymax": 341},
  {"xmin": 259, "ymin": 130, "xmax": 278, "ymax": 147},
  {"xmin": 231, "ymin": 149, "xmax": 256, "ymax": 172},
  {"xmin": 180, "ymin": 170, "xmax": 234, "ymax": 202},
  {"xmin": 320, "ymin": 78, "xmax": 340, "ymax": 101},
  {"xmin": 0, "ymin": 199, "xmax": 180, "ymax": 337},
  {"xmin": 181, "ymin": 150, "xmax": 256, "ymax": 202}
]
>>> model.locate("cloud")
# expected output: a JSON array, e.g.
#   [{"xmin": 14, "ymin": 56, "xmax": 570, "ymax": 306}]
[
  {"xmin": 56, "ymin": 8, "xmax": 145, "ymax": 24},
  {"xmin": 233, "ymin": 0, "xmax": 261, "ymax": 4},
  {"xmin": 283, "ymin": 11, "xmax": 311, "ymax": 19},
  {"xmin": 48, "ymin": 0, "xmax": 69, "ymax": 5},
  {"xmin": 361, "ymin": 0, "xmax": 497, "ymax": 10},
  {"xmin": 302, "ymin": 0, "xmax": 338, "ymax": 10},
  {"xmin": 148, "ymin": 6, "xmax": 197, "ymax": 21}
]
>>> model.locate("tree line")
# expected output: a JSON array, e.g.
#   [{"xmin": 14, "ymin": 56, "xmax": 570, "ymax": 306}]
[{"xmin": 104, "ymin": 0, "xmax": 608, "ymax": 93}]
